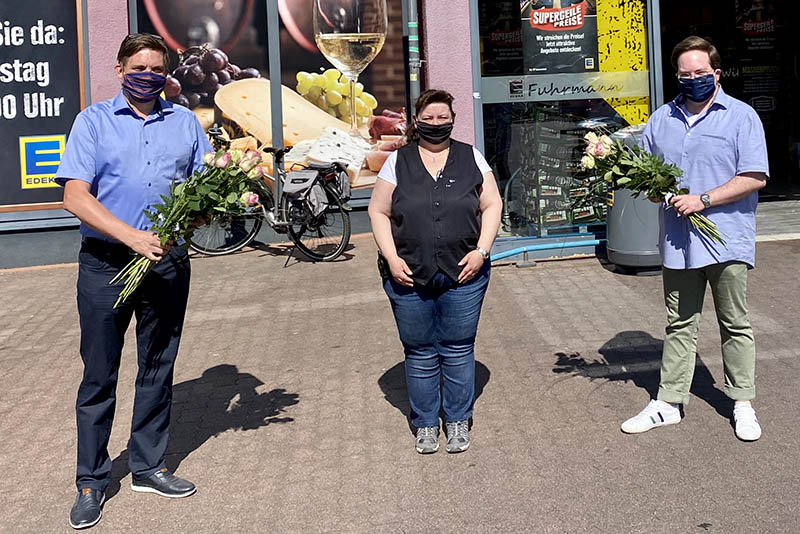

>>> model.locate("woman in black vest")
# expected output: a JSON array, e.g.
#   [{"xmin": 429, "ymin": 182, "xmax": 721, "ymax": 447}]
[{"xmin": 368, "ymin": 90, "xmax": 502, "ymax": 454}]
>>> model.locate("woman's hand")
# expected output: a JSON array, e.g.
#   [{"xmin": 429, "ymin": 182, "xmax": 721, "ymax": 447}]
[
  {"xmin": 457, "ymin": 250, "xmax": 484, "ymax": 284},
  {"xmin": 388, "ymin": 256, "xmax": 414, "ymax": 287}
]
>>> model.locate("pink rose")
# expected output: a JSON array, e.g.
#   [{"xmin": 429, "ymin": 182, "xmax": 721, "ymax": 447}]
[
  {"xmin": 239, "ymin": 191, "xmax": 259, "ymax": 206},
  {"xmin": 593, "ymin": 143, "xmax": 611, "ymax": 158},
  {"xmin": 214, "ymin": 153, "xmax": 232, "ymax": 169},
  {"xmin": 238, "ymin": 150, "xmax": 262, "ymax": 172},
  {"xmin": 245, "ymin": 150, "xmax": 262, "ymax": 164},
  {"xmin": 247, "ymin": 166, "xmax": 266, "ymax": 180}
]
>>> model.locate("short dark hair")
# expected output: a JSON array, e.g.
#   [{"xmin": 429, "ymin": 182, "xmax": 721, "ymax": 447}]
[
  {"xmin": 407, "ymin": 89, "xmax": 456, "ymax": 142},
  {"xmin": 670, "ymin": 36, "xmax": 721, "ymax": 72},
  {"xmin": 117, "ymin": 33, "xmax": 169, "ymax": 71}
]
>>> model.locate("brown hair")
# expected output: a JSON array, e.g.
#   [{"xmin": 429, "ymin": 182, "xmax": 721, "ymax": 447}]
[
  {"xmin": 406, "ymin": 89, "xmax": 456, "ymax": 142},
  {"xmin": 670, "ymin": 36, "xmax": 721, "ymax": 72},
  {"xmin": 117, "ymin": 33, "xmax": 169, "ymax": 71}
]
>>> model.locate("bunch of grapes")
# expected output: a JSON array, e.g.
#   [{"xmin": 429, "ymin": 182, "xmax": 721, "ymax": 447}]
[
  {"xmin": 295, "ymin": 69, "xmax": 378, "ymax": 126},
  {"xmin": 165, "ymin": 45, "xmax": 261, "ymax": 110}
]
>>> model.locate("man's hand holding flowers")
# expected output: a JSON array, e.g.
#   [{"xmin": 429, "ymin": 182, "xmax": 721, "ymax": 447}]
[
  {"xmin": 579, "ymin": 130, "xmax": 725, "ymax": 246},
  {"xmin": 110, "ymin": 147, "xmax": 267, "ymax": 307}
]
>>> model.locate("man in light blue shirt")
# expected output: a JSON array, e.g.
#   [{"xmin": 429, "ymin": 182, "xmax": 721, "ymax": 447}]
[
  {"xmin": 621, "ymin": 36, "xmax": 768, "ymax": 442},
  {"xmin": 56, "ymin": 34, "xmax": 212, "ymax": 530}
]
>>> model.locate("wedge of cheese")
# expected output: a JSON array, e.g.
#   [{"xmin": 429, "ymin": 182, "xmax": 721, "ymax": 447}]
[
  {"xmin": 192, "ymin": 106, "xmax": 215, "ymax": 130},
  {"xmin": 214, "ymin": 79, "xmax": 350, "ymax": 147},
  {"xmin": 306, "ymin": 127, "xmax": 371, "ymax": 183},
  {"xmin": 229, "ymin": 135, "xmax": 258, "ymax": 151},
  {"xmin": 261, "ymin": 138, "xmax": 316, "ymax": 176},
  {"xmin": 285, "ymin": 139, "xmax": 315, "ymax": 169}
]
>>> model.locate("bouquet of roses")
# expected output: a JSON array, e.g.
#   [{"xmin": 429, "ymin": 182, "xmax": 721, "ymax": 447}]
[
  {"xmin": 110, "ymin": 148, "xmax": 266, "ymax": 308},
  {"xmin": 580, "ymin": 131, "xmax": 725, "ymax": 246}
]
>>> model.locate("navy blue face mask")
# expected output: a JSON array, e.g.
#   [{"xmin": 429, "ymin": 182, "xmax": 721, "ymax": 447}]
[{"xmin": 676, "ymin": 73, "xmax": 717, "ymax": 103}]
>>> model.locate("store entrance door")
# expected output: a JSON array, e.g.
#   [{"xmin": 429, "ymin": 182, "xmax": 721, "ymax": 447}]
[{"xmin": 658, "ymin": 0, "xmax": 800, "ymax": 198}]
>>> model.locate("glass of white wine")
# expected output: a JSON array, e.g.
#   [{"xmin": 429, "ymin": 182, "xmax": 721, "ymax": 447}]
[{"xmin": 313, "ymin": 0, "xmax": 387, "ymax": 136}]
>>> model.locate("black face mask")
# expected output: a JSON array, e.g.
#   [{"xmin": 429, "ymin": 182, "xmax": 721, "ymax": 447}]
[{"xmin": 416, "ymin": 121, "xmax": 454, "ymax": 144}]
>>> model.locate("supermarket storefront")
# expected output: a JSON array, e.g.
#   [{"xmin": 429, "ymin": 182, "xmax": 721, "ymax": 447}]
[
  {"xmin": 1, "ymin": 0, "xmax": 798, "ymax": 245},
  {"xmin": 474, "ymin": 0, "xmax": 800, "ymax": 257}
]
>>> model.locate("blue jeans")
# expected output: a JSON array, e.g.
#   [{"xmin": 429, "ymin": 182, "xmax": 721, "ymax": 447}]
[{"xmin": 383, "ymin": 264, "xmax": 490, "ymax": 428}]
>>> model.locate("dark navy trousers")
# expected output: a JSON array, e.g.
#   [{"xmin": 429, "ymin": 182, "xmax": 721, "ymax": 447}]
[{"xmin": 75, "ymin": 239, "xmax": 190, "ymax": 491}]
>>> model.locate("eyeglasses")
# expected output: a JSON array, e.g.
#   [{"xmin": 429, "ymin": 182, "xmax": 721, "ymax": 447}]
[{"xmin": 676, "ymin": 69, "xmax": 717, "ymax": 80}]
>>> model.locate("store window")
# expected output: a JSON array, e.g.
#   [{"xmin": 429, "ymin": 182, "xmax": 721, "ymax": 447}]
[
  {"xmin": 658, "ymin": 0, "xmax": 800, "ymax": 198},
  {"xmin": 134, "ymin": 0, "xmax": 408, "ymax": 192},
  {"xmin": 478, "ymin": 0, "xmax": 651, "ymax": 238}
]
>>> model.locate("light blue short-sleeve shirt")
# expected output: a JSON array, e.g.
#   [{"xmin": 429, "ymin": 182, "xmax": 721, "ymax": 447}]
[
  {"xmin": 56, "ymin": 92, "xmax": 212, "ymax": 242},
  {"xmin": 642, "ymin": 86, "xmax": 769, "ymax": 269}
]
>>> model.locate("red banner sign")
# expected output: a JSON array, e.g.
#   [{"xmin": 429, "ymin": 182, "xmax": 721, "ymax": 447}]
[{"xmin": 529, "ymin": 2, "xmax": 587, "ymax": 31}]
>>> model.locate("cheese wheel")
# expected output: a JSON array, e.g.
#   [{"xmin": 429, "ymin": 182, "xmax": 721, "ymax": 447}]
[
  {"xmin": 192, "ymin": 106, "xmax": 215, "ymax": 130},
  {"xmin": 214, "ymin": 79, "xmax": 350, "ymax": 147}
]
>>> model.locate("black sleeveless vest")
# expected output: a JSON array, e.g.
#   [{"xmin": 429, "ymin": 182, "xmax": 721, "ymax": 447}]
[{"xmin": 390, "ymin": 139, "xmax": 484, "ymax": 285}]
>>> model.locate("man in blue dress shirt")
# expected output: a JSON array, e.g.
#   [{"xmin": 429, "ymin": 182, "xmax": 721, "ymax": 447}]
[
  {"xmin": 620, "ymin": 36, "xmax": 768, "ymax": 441},
  {"xmin": 56, "ymin": 34, "xmax": 212, "ymax": 529}
]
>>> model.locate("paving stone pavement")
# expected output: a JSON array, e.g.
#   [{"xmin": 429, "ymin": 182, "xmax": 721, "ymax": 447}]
[{"xmin": 1, "ymin": 235, "xmax": 799, "ymax": 533}]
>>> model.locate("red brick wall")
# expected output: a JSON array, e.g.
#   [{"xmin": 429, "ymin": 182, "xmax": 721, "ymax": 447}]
[{"xmin": 366, "ymin": 0, "xmax": 407, "ymax": 111}]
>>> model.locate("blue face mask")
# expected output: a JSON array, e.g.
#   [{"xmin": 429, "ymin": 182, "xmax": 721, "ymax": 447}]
[
  {"xmin": 676, "ymin": 73, "xmax": 717, "ymax": 103},
  {"xmin": 122, "ymin": 71, "xmax": 166, "ymax": 103}
]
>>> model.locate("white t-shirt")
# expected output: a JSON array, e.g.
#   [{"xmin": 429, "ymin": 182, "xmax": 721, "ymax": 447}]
[
  {"xmin": 377, "ymin": 146, "xmax": 492, "ymax": 186},
  {"xmin": 678, "ymin": 102, "xmax": 702, "ymax": 126}
]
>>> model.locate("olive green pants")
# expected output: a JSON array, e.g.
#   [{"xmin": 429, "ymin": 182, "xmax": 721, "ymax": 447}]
[{"xmin": 657, "ymin": 261, "xmax": 756, "ymax": 405}]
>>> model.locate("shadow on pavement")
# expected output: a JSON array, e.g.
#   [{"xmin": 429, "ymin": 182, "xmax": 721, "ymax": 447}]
[
  {"xmin": 553, "ymin": 330, "xmax": 733, "ymax": 419},
  {"xmin": 106, "ymin": 364, "xmax": 299, "ymax": 501},
  {"xmin": 378, "ymin": 360, "xmax": 491, "ymax": 433}
]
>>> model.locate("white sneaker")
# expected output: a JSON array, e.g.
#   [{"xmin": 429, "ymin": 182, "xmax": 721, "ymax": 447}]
[
  {"xmin": 621, "ymin": 399, "xmax": 681, "ymax": 434},
  {"xmin": 733, "ymin": 402, "xmax": 761, "ymax": 441}
]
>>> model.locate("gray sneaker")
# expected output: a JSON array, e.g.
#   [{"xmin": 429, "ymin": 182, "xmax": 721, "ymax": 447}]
[
  {"xmin": 415, "ymin": 426, "xmax": 439, "ymax": 454},
  {"xmin": 445, "ymin": 420, "xmax": 470, "ymax": 453}
]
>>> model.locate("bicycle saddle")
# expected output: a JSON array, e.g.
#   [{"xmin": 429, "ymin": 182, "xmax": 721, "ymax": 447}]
[{"xmin": 307, "ymin": 161, "xmax": 348, "ymax": 173}]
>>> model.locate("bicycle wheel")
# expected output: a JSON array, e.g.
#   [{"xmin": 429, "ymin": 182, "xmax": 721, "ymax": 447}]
[
  {"xmin": 281, "ymin": 183, "xmax": 351, "ymax": 261},
  {"xmin": 189, "ymin": 209, "xmax": 264, "ymax": 256}
]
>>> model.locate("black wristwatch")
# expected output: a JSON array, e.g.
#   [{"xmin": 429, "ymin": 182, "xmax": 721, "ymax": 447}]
[{"xmin": 700, "ymin": 193, "xmax": 711, "ymax": 209}]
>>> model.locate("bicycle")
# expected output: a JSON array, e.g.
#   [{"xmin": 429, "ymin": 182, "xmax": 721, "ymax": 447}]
[{"xmin": 189, "ymin": 143, "xmax": 352, "ymax": 262}]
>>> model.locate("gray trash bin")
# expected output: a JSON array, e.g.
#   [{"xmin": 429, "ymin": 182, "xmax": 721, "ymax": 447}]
[{"xmin": 605, "ymin": 124, "xmax": 661, "ymax": 268}]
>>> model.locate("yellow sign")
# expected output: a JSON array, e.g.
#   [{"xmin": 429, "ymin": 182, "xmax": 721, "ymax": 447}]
[
  {"xmin": 597, "ymin": 0, "xmax": 650, "ymax": 125},
  {"xmin": 19, "ymin": 135, "xmax": 65, "ymax": 189}
]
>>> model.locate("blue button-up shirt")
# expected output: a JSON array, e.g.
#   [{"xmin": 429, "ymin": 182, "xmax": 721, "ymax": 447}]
[
  {"xmin": 642, "ymin": 86, "xmax": 769, "ymax": 269},
  {"xmin": 56, "ymin": 92, "xmax": 212, "ymax": 241}
]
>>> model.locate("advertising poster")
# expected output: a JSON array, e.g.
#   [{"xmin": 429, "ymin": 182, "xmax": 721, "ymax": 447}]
[
  {"xmin": 520, "ymin": 0, "xmax": 598, "ymax": 75},
  {"xmin": 734, "ymin": 0, "xmax": 783, "ymax": 126},
  {"xmin": 0, "ymin": 0, "xmax": 83, "ymax": 209},
  {"xmin": 478, "ymin": 0, "xmax": 523, "ymax": 76},
  {"xmin": 135, "ymin": 0, "xmax": 408, "ymax": 189}
]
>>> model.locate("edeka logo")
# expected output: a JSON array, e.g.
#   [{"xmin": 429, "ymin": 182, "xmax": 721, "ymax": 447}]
[
  {"xmin": 509, "ymin": 79, "xmax": 524, "ymax": 98},
  {"xmin": 19, "ymin": 135, "xmax": 65, "ymax": 189}
]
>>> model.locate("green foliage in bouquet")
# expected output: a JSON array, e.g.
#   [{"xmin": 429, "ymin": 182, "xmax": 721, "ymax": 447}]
[
  {"xmin": 580, "ymin": 131, "xmax": 725, "ymax": 246},
  {"xmin": 110, "ymin": 149, "xmax": 265, "ymax": 308}
]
